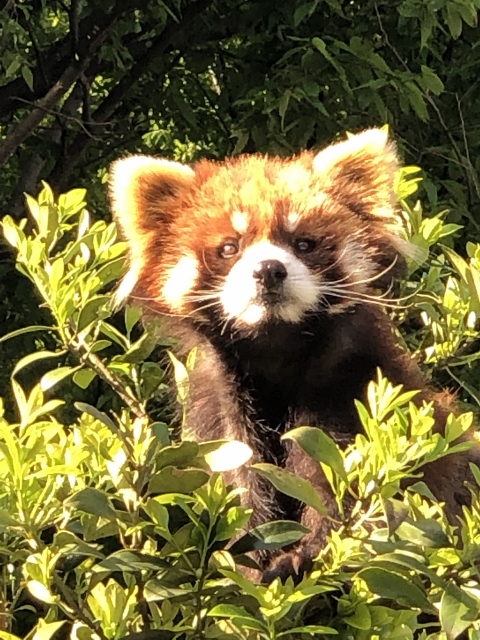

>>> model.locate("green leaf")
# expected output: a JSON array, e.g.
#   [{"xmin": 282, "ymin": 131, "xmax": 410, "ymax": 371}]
[
  {"xmin": 121, "ymin": 331, "xmax": 159, "ymax": 364},
  {"xmin": 168, "ymin": 351, "xmax": 189, "ymax": 402},
  {"xmin": 147, "ymin": 467, "xmax": 209, "ymax": 494},
  {"xmin": 279, "ymin": 89, "xmax": 291, "ymax": 129},
  {"xmin": 420, "ymin": 65, "xmax": 444, "ymax": 96},
  {"xmin": 97, "ymin": 550, "xmax": 169, "ymax": 573},
  {"xmin": 0, "ymin": 420, "xmax": 22, "ymax": 479},
  {"xmin": 383, "ymin": 498, "xmax": 409, "ymax": 534},
  {"xmin": 404, "ymin": 81, "xmax": 429, "ymax": 121},
  {"xmin": 446, "ymin": 4, "xmax": 463, "ymax": 38},
  {"xmin": 143, "ymin": 581, "xmax": 192, "ymax": 603},
  {"xmin": 2, "ymin": 215, "xmax": 26, "ymax": 250},
  {"xmin": 283, "ymin": 426, "xmax": 346, "ymax": 480},
  {"xmin": 74, "ymin": 402, "xmax": 118, "ymax": 433},
  {"xmin": 32, "ymin": 619, "xmax": 66, "ymax": 640},
  {"xmin": 125, "ymin": 305, "xmax": 143, "ymax": 335},
  {"xmin": 208, "ymin": 605, "xmax": 267, "ymax": 632},
  {"xmin": 12, "ymin": 350, "xmax": 66, "ymax": 377},
  {"xmin": 230, "ymin": 520, "xmax": 310, "ymax": 554},
  {"xmin": 40, "ymin": 366, "xmax": 80, "ymax": 391},
  {"xmin": 219, "ymin": 569, "xmax": 264, "ymax": 602},
  {"xmin": 396, "ymin": 519, "xmax": 449, "ymax": 549},
  {"xmin": 67, "ymin": 488, "xmax": 118, "ymax": 519},
  {"xmin": 155, "ymin": 442, "xmax": 200, "ymax": 470},
  {"xmin": 0, "ymin": 510, "xmax": 22, "ymax": 528},
  {"xmin": 151, "ymin": 422, "xmax": 171, "ymax": 446},
  {"xmin": 12, "ymin": 380, "xmax": 28, "ymax": 425},
  {"xmin": 278, "ymin": 625, "xmax": 338, "ymax": 637},
  {"xmin": 76, "ymin": 296, "xmax": 111, "ymax": 332},
  {"xmin": 73, "ymin": 368, "xmax": 97, "ymax": 389},
  {"xmin": 21, "ymin": 65, "xmax": 34, "ymax": 91},
  {"xmin": 144, "ymin": 498, "xmax": 169, "ymax": 531},
  {"xmin": 343, "ymin": 603, "xmax": 372, "ymax": 630},
  {"xmin": 140, "ymin": 362, "xmax": 165, "ymax": 398},
  {"xmin": 54, "ymin": 531, "xmax": 105, "ymax": 560},
  {"xmin": 58, "ymin": 188, "xmax": 87, "ymax": 215},
  {"xmin": 215, "ymin": 506, "xmax": 252, "ymax": 541},
  {"xmin": 0, "ymin": 326, "xmax": 54, "ymax": 343},
  {"xmin": 285, "ymin": 585, "xmax": 337, "ymax": 604},
  {"xmin": 440, "ymin": 582, "xmax": 480, "ymax": 638},
  {"xmin": 252, "ymin": 464, "xmax": 328, "ymax": 515},
  {"xmin": 359, "ymin": 567, "xmax": 432, "ymax": 611}
]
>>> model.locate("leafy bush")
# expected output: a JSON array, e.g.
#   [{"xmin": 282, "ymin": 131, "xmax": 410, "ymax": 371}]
[{"xmin": 1, "ymin": 172, "xmax": 480, "ymax": 639}]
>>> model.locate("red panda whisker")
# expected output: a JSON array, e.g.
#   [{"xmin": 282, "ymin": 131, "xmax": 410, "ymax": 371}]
[
  {"xmin": 325, "ymin": 281, "xmax": 417, "ymax": 305},
  {"xmin": 191, "ymin": 302, "xmax": 223, "ymax": 316},
  {"xmin": 321, "ymin": 288, "xmax": 413, "ymax": 310},
  {"xmin": 201, "ymin": 249, "xmax": 216, "ymax": 276},
  {"xmin": 326, "ymin": 256, "xmax": 399, "ymax": 290},
  {"xmin": 317, "ymin": 246, "xmax": 350, "ymax": 280}
]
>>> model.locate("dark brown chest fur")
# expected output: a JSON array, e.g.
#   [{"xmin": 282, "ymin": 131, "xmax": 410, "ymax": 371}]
[{"xmin": 164, "ymin": 305, "xmax": 478, "ymax": 581}]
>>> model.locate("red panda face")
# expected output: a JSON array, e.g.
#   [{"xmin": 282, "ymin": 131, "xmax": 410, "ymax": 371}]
[{"xmin": 109, "ymin": 129, "xmax": 407, "ymax": 331}]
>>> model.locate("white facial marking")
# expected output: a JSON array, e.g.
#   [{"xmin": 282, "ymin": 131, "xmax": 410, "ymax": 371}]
[
  {"xmin": 285, "ymin": 212, "xmax": 300, "ymax": 232},
  {"xmin": 321, "ymin": 238, "xmax": 377, "ymax": 315},
  {"xmin": 231, "ymin": 210, "xmax": 249, "ymax": 234},
  {"xmin": 220, "ymin": 241, "xmax": 319, "ymax": 326},
  {"xmin": 339, "ymin": 238, "xmax": 375, "ymax": 288},
  {"xmin": 162, "ymin": 254, "xmax": 199, "ymax": 310}
]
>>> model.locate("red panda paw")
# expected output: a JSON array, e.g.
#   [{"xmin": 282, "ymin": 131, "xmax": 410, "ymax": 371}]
[{"xmin": 261, "ymin": 548, "xmax": 313, "ymax": 584}]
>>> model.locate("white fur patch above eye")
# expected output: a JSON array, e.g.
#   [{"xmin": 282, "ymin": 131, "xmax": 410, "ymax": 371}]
[
  {"xmin": 162, "ymin": 254, "xmax": 199, "ymax": 310},
  {"xmin": 231, "ymin": 210, "xmax": 249, "ymax": 234},
  {"xmin": 220, "ymin": 241, "xmax": 319, "ymax": 326},
  {"xmin": 285, "ymin": 212, "xmax": 300, "ymax": 232}
]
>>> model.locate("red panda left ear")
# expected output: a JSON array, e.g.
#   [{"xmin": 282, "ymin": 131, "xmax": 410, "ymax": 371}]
[
  {"xmin": 312, "ymin": 128, "xmax": 399, "ymax": 220},
  {"xmin": 108, "ymin": 155, "xmax": 195, "ymax": 302}
]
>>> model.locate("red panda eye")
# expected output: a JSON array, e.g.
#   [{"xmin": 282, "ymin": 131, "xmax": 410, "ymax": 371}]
[
  {"xmin": 294, "ymin": 238, "xmax": 316, "ymax": 254},
  {"xmin": 219, "ymin": 240, "xmax": 239, "ymax": 258}
]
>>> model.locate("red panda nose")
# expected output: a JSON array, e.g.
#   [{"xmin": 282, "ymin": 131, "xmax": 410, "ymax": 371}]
[{"xmin": 253, "ymin": 260, "xmax": 288, "ymax": 290}]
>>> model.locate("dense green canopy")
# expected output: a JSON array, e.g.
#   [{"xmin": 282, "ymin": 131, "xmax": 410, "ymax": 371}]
[{"xmin": 1, "ymin": 0, "xmax": 479, "ymax": 226}]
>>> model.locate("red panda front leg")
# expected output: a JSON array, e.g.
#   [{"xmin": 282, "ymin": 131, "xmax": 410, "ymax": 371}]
[{"xmin": 262, "ymin": 442, "xmax": 342, "ymax": 584}]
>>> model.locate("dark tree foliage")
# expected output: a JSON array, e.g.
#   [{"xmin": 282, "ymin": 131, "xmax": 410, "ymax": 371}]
[{"xmin": 1, "ymin": 0, "xmax": 479, "ymax": 220}]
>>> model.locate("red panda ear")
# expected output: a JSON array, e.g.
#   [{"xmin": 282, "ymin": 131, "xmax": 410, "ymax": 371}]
[
  {"xmin": 108, "ymin": 155, "xmax": 195, "ymax": 302},
  {"xmin": 109, "ymin": 155, "xmax": 195, "ymax": 235},
  {"xmin": 312, "ymin": 128, "xmax": 399, "ymax": 220}
]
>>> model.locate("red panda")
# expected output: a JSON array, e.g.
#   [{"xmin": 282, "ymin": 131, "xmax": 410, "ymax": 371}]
[{"xmin": 109, "ymin": 129, "xmax": 479, "ymax": 583}]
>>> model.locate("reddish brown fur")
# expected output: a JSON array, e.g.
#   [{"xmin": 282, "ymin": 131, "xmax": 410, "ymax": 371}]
[{"xmin": 109, "ymin": 130, "xmax": 480, "ymax": 583}]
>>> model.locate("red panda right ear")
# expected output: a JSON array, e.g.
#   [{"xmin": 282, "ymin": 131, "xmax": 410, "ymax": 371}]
[{"xmin": 108, "ymin": 155, "xmax": 195, "ymax": 302}]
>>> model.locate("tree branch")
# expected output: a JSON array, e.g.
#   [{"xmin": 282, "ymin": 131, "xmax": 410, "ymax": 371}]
[
  {"xmin": 0, "ymin": 22, "xmax": 110, "ymax": 170},
  {"xmin": 0, "ymin": 0, "xmax": 141, "ymax": 118},
  {"xmin": 48, "ymin": 0, "xmax": 213, "ymax": 190}
]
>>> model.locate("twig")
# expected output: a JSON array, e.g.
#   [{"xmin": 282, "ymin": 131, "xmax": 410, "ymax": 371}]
[
  {"xmin": 71, "ymin": 339, "xmax": 148, "ymax": 421},
  {"xmin": 12, "ymin": 96, "xmax": 104, "ymax": 138},
  {"xmin": 53, "ymin": 576, "xmax": 109, "ymax": 640},
  {"xmin": 0, "ymin": 25, "xmax": 108, "ymax": 169},
  {"xmin": 456, "ymin": 92, "xmax": 480, "ymax": 199}
]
